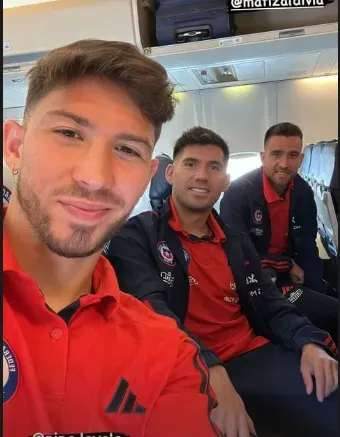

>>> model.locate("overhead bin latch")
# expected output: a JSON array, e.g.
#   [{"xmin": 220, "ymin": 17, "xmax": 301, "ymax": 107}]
[{"xmin": 175, "ymin": 26, "xmax": 212, "ymax": 44}]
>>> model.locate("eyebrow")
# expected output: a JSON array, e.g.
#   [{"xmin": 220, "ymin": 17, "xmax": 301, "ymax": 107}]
[
  {"xmin": 44, "ymin": 112, "xmax": 153, "ymax": 150},
  {"xmin": 45, "ymin": 110, "xmax": 96, "ymax": 129},
  {"xmin": 271, "ymin": 149, "xmax": 300, "ymax": 154}
]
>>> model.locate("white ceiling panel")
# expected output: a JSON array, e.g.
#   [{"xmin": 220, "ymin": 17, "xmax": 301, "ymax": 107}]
[
  {"xmin": 168, "ymin": 70, "xmax": 201, "ymax": 92},
  {"xmin": 265, "ymin": 53, "xmax": 321, "ymax": 79},
  {"xmin": 312, "ymin": 49, "xmax": 338, "ymax": 76},
  {"xmin": 329, "ymin": 56, "xmax": 338, "ymax": 75},
  {"xmin": 234, "ymin": 61, "xmax": 265, "ymax": 81},
  {"xmin": 3, "ymin": 87, "xmax": 28, "ymax": 109},
  {"xmin": 3, "ymin": 0, "xmax": 59, "ymax": 8}
]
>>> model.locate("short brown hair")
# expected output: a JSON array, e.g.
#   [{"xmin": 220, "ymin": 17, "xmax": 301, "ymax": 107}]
[
  {"xmin": 24, "ymin": 39, "xmax": 176, "ymax": 141},
  {"xmin": 264, "ymin": 122, "xmax": 303, "ymax": 146},
  {"xmin": 173, "ymin": 126, "xmax": 229, "ymax": 163}
]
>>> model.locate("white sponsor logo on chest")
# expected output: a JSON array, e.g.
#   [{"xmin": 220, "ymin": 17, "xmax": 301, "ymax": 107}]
[
  {"xmin": 160, "ymin": 271, "xmax": 175, "ymax": 287},
  {"xmin": 246, "ymin": 274, "xmax": 258, "ymax": 284}
]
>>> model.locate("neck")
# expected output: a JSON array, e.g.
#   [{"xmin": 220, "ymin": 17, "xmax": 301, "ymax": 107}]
[
  {"xmin": 4, "ymin": 199, "xmax": 100, "ymax": 312},
  {"xmin": 171, "ymin": 196, "xmax": 211, "ymax": 237}
]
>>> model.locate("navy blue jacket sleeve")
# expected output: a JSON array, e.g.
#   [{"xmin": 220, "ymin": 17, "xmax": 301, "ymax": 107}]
[
  {"xmin": 105, "ymin": 224, "xmax": 223, "ymax": 369},
  {"xmin": 293, "ymin": 186, "xmax": 323, "ymax": 290},
  {"xmin": 240, "ymin": 233, "xmax": 337, "ymax": 358},
  {"xmin": 220, "ymin": 183, "xmax": 292, "ymax": 271}
]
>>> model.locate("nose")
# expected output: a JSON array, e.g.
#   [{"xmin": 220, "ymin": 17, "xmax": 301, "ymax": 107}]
[
  {"xmin": 72, "ymin": 142, "xmax": 112, "ymax": 191},
  {"xmin": 193, "ymin": 165, "xmax": 209, "ymax": 181},
  {"xmin": 278, "ymin": 154, "xmax": 289, "ymax": 169}
]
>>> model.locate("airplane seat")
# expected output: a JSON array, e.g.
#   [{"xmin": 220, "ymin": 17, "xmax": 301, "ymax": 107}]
[
  {"xmin": 330, "ymin": 140, "xmax": 338, "ymax": 216},
  {"xmin": 300, "ymin": 144, "xmax": 313, "ymax": 184},
  {"xmin": 308, "ymin": 141, "xmax": 324, "ymax": 195},
  {"xmin": 315, "ymin": 140, "xmax": 338, "ymax": 259},
  {"xmin": 149, "ymin": 153, "xmax": 173, "ymax": 210}
]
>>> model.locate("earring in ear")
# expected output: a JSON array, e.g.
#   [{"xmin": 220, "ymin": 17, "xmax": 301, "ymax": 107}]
[{"xmin": 11, "ymin": 165, "xmax": 19, "ymax": 185}]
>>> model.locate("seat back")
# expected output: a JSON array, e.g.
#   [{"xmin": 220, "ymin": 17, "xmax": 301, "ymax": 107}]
[
  {"xmin": 314, "ymin": 140, "xmax": 338, "ymax": 258},
  {"xmin": 300, "ymin": 144, "xmax": 313, "ymax": 183},
  {"xmin": 309, "ymin": 141, "xmax": 324, "ymax": 194},
  {"xmin": 149, "ymin": 154, "xmax": 173, "ymax": 209}
]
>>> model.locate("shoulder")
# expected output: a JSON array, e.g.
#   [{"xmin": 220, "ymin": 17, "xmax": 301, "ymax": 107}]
[
  {"xmin": 229, "ymin": 168, "xmax": 262, "ymax": 192},
  {"xmin": 127, "ymin": 210, "xmax": 161, "ymax": 228},
  {"xmin": 112, "ymin": 210, "xmax": 161, "ymax": 241},
  {"xmin": 293, "ymin": 174, "xmax": 314, "ymax": 197}
]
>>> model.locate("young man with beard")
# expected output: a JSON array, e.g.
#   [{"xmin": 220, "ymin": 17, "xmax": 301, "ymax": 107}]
[
  {"xmin": 106, "ymin": 126, "xmax": 338, "ymax": 437},
  {"xmin": 219, "ymin": 122, "xmax": 338, "ymax": 343},
  {"xmin": 3, "ymin": 41, "xmax": 224, "ymax": 437}
]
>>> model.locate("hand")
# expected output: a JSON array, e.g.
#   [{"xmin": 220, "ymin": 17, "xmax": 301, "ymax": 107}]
[
  {"xmin": 289, "ymin": 263, "xmax": 304, "ymax": 284},
  {"xmin": 300, "ymin": 344, "xmax": 338, "ymax": 402},
  {"xmin": 209, "ymin": 365, "xmax": 256, "ymax": 437}
]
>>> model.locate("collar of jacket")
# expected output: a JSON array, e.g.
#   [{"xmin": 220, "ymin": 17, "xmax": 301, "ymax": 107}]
[
  {"xmin": 155, "ymin": 198, "xmax": 242, "ymax": 270},
  {"xmin": 242, "ymin": 167, "xmax": 304, "ymax": 210}
]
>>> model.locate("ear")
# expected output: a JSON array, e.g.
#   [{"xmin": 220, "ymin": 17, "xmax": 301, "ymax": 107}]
[
  {"xmin": 260, "ymin": 150, "xmax": 265, "ymax": 165},
  {"xmin": 150, "ymin": 158, "xmax": 159, "ymax": 179},
  {"xmin": 298, "ymin": 152, "xmax": 304, "ymax": 168},
  {"xmin": 222, "ymin": 173, "xmax": 231, "ymax": 192},
  {"xmin": 165, "ymin": 163, "xmax": 174, "ymax": 185},
  {"xmin": 3, "ymin": 120, "xmax": 24, "ymax": 171}
]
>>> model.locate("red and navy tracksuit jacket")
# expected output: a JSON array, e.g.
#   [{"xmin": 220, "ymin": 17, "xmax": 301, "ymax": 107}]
[
  {"xmin": 104, "ymin": 200, "xmax": 337, "ymax": 368},
  {"xmin": 220, "ymin": 167, "xmax": 324, "ymax": 292}
]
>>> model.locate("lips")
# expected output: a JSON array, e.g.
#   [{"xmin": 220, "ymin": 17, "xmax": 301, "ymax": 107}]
[
  {"xmin": 58, "ymin": 198, "xmax": 111, "ymax": 222},
  {"xmin": 189, "ymin": 188, "xmax": 209, "ymax": 193}
]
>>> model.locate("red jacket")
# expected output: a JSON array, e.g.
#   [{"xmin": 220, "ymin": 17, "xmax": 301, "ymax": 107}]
[{"xmin": 3, "ymin": 222, "xmax": 221, "ymax": 437}]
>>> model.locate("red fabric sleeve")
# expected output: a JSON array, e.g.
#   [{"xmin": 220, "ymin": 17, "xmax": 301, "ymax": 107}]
[{"xmin": 144, "ymin": 334, "xmax": 223, "ymax": 437}]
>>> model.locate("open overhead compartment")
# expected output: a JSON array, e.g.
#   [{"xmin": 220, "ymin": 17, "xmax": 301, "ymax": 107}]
[
  {"xmin": 144, "ymin": 23, "xmax": 338, "ymax": 91},
  {"xmin": 3, "ymin": 0, "xmax": 338, "ymax": 102},
  {"xmin": 3, "ymin": 0, "xmax": 144, "ymax": 108},
  {"xmin": 3, "ymin": 0, "xmax": 141, "ymax": 64}
]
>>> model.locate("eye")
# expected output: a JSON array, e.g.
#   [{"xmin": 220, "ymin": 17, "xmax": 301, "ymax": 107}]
[
  {"xmin": 185, "ymin": 161, "xmax": 195, "ymax": 168},
  {"xmin": 115, "ymin": 145, "xmax": 141, "ymax": 157},
  {"xmin": 54, "ymin": 129, "xmax": 82, "ymax": 139},
  {"xmin": 211, "ymin": 165, "xmax": 221, "ymax": 171}
]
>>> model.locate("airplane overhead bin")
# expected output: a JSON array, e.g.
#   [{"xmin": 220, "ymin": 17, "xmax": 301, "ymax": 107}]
[
  {"xmin": 3, "ymin": 0, "xmax": 338, "ymax": 94},
  {"xmin": 3, "ymin": 0, "xmax": 147, "ymax": 109},
  {"xmin": 133, "ymin": 1, "xmax": 338, "ymax": 91},
  {"xmin": 3, "ymin": 0, "xmax": 143, "ymax": 64}
]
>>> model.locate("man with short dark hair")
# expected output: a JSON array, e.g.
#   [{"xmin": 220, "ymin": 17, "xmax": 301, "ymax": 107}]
[
  {"xmin": 3, "ymin": 42, "xmax": 223, "ymax": 437},
  {"xmin": 220, "ymin": 122, "xmax": 338, "ymax": 342},
  {"xmin": 106, "ymin": 126, "xmax": 338, "ymax": 437}
]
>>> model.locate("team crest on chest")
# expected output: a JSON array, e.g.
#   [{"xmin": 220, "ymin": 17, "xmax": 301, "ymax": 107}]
[
  {"xmin": 157, "ymin": 241, "xmax": 176, "ymax": 266},
  {"xmin": 3, "ymin": 341, "xmax": 18, "ymax": 403},
  {"xmin": 253, "ymin": 208, "xmax": 262, "ymax": 225}
]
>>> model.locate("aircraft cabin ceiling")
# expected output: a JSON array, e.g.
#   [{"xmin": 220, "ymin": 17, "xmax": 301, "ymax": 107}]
[{"xmin": 3, "ymin": 0, "xmax": 59, "ymax": 8}]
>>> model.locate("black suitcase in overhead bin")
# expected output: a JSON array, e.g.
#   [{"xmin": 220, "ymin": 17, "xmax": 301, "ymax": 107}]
[{"xmin": 156, "ymin": 0, "xmax": 235, "ymax": 47}]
